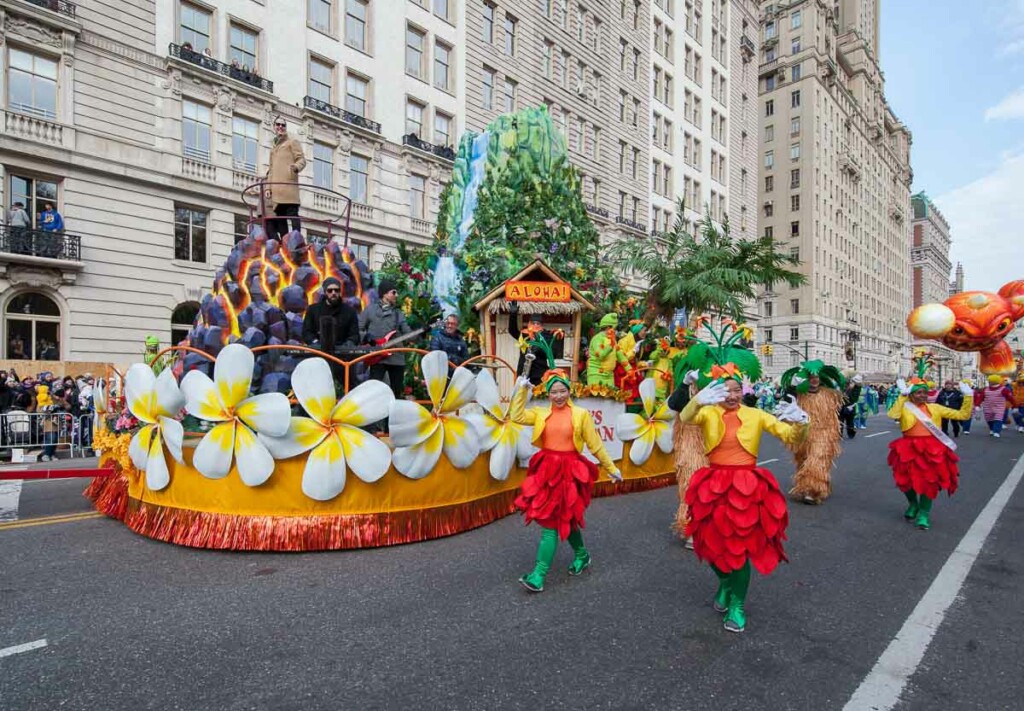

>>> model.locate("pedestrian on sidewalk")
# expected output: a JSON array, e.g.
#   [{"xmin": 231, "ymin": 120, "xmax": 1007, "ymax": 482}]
[
  {"xmin": 887, "ymin": 357, "xmax": 973, "ymax": 530},
  {"xmin": 508, "ymin": 352, "xmax": 622, "ymax": 594}
]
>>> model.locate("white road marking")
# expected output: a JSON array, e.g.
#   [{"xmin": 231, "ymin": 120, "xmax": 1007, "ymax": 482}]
[
  {"xmin": 865, "ymin": 432, "xmax": 894, "ymax": 439},
  {"xmin": 0, "ymin": 480, "xmax": 23, "ymax": 522},
  {"xmin": 843, "ymin": 454, "xmax": 1024, "ymax": 711},
  {"xmin": 756, "ymin": 458, "xmax": 778, "ymax": 466},
  {"xmin": 0, "ymin": 638, "xmax": 48, "ymax": 659}
]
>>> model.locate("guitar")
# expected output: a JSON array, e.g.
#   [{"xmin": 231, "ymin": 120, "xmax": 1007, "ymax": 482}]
[{"xmin": 362, "ymin": 318, "xmax": 443, "ymax": 366}]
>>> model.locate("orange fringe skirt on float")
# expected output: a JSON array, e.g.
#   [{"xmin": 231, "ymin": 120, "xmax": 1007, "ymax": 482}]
[{"xmin": 887, "ymin": 435, "xmax": 960, "ymax": 500}]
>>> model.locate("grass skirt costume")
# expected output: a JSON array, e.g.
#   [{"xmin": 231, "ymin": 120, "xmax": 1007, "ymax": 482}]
[{"xmin": 780, "ymin": 361, "xmax": 847, "ymax": 505}]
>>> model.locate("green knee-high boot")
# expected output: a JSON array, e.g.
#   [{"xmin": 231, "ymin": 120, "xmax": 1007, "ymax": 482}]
[
  {"xmin": 723, "ymin": 562, "xmax": 752, "ymax": 633},
  {"xmin": 711, "ymin": 565, "xmax": 730, "ymax": 613},
  {"xmin": 567, "ymin": 528, "xmax": 592, "ymax": 575},
  {"xmin": 520, "ymin": 528, "xmax": 558, "ymax": 592},
  {"xmin": 903, "ymin": 490, "xmax": 919, "ymax": 520},
  {"xmin": 915, "ymin": 495, "xmax": 933, "ymax": 530}
]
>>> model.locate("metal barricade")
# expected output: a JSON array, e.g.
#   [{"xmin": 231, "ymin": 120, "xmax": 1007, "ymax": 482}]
[{"xmin": 0, "ymin": 411, "xmax": 83, "ymax": 461}]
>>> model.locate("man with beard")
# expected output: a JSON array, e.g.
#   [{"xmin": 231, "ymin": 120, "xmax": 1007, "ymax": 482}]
[
  {"xmin": 781, "ymin": 360, "xmax": 846, "ymax": 504},
  {"xmin": 302, "ymin": 277, "xmax": 360, "ymax": 355}
]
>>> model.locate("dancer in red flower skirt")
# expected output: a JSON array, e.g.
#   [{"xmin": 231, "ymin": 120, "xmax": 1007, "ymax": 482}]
[
  {"xmin": 887, "ymin": 354, "xmax": 973, "ymax": 530},
  {"xmin": 680, "ymin": 363, "xmax": 810, "ymax": 633}
]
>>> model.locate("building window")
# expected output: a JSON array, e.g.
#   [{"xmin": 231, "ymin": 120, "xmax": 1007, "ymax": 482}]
[
  {"xmin": 482, "ymin": 66, "xmax": 495, "ymax": 109},
  {"xmin": 791, "ymin": 10, "xmax": 802, "ymax": 28},
  {"xmin": 9, "ymin": 174, "xmax": 58, "ymax": 229},
  {"xmin": 174, "ymin": 205, "xmax": 208, "ymax": 263},
  {"xmin": 791, "ymin": 194, "xmax": 800, "ymax": 211},
  {"xmin": 791, "ymin": 62, "xmax": 802, "ymax": 81},
  {"xmin": 434, "ymin": 41, "xmax": 452, "ymax": 91},
  {"xmin": 765, "ymin": 124, "xmax": 774, "ymax": 142},
  {"xmin": 313, "ymin": 142, "xmax": 334, "ymax": 189},
  {"xmin": 503, "ymin": 77, "xmax": 517, "ymax": 112},
  {"xmin": 231, "ymin": 115, "xmax": 259, "ymax": 173},
  {"xmin": 790, "ymin": 327, "xmax": 799, "ymax": 341},
  {"xmin": 482, "ymin": 2, "xmax": 495, "ymax": 42},
  {"xmin": 791, "ymin": 37, "xmax": 801, "ymax": 54},
  {"xmin": 409, "ymin": 174, "xmax": 426, "ymax": 218},
  {"xmin": 405, "ymin": 99, "xmax": 425, "ymax": 138},
  {"xmin": 505, "ymin": 14, "xmax": 517, "ymax": 55},
  {"xmin": 790, "ymin": 246, "xmax": 800, "ymax": 261},
  {"xmin": 346, "ymin": 0, "xmax": 368, "ymax": 50},
  {"xmin": 791, "ymin": 220, "xmax": 800, "ymax": 237},
  {"xmin": 433, "ymin": 0, "xmax": 450, "ymax": 20},
  {"xmin": 7, "ymin": 49, "xmax": 58, "ymax": 120},
  {"xmin": 790, "ymin": 143, "xmax": 800, "ymax": 161},
  {"xmin": 764, "ymin": 150, "xmax": 774, "ymax": 169},
  {"xmin": 308, "ymin": 0, "xmax": 332, "ymax": 34},
  {"xmin": 791, "ymin": 168, "xmax": 801, "ymax": 188},
  {"xmin": 171, "ymin": 302, "xmax": 201, "ymax": 344},
  {"xmin": 765, "ymin": 175, "xmax": 774, "ymax": 192},
  {"xmin": 790, "ymin": 298, "xmax": 800, "ymax": 314},
  {"xmin": 791, "ymin": 89, "xmax": 801, "ymax": 108},
  {"xmin": 765, "ymin": 99, "xmax": 774, "ymax": 117},
  {"xmin": 543, "ymin": 41, "xmax": 554, "ymax": 77},
  {"xmin": 349, "ymin": 240, "xmax": 372, "ymax": 264},
  {"xmin": 632, "ymin": 49, "xmax": 641, "ymax": 81},
  {"xmin": 765, "ymin": 21, "xmax": 776, "ymax": 39},
  {"xmin": 181, "ymin": 2, "xmax": 212, "ymax": 52},
  {"xmin": 764, "ymin": 202, "xmax": 774, "ymax": 218},
  {"xmin": 308, "ymin": 57, "xmax": 333, "ymax": 102},
  {"xmin": 182, "ymin": 100, "xmax": 212, "ymax": 162},
  {"xmin": 434, "ymin": 111, "xmax": 452, "ymax": 146},
  {"xmin": 790, "ymin": 117, "xmax": 801, "ymax": 136},
  {"xmin": 619, "ymin": 38, "xmax": 628, "ymax": 71},
  {"xmin": 406, "ymin": 26, "xmax": 426, "ymax": 79},
  {"xmin": 4, "ymin": 293, "xmax": 61, "ymax": 361},
  {"xmin": 229, "ymin": 25, "xmax": 258, "ymax": 70},
  {"xmin": 346, "ymin": 73, "xmax": 369, "ymax": 116},
  {"xmin": 764, "ymin": 302, "xmax": 773, "ymax": 318},
  {"xmin": 234, "ymin": 213, "xmax": 251, "ymax": 243},
  {"xmin": 618, "ymin": 190, "xmax": 626, "ymax": 218},
  {"xmin": 349, "ymin": 154, "xmax": 369, "ymax": 204}
]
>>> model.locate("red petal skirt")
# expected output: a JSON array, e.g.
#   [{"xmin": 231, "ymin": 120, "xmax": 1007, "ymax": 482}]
[
  {"xmin": 683, "ymin": 465, "xmax": 789, "ymax": 575},
  {"xmin": 515, "ymin": 449, "xmax": 599, "ymax": 540},
  {"xmin": 888, "ymin": 435, "xmax": 959, "ymax": 499}
]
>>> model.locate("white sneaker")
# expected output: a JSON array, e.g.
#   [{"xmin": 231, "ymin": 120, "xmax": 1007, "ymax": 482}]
[
  {"xmin": 994, "ymin": 433, "xmax": 1001, "ymax": 438},
  {"xmin": 1017, "ymin": 426, "xmax": 1024, "ymax": 433}
]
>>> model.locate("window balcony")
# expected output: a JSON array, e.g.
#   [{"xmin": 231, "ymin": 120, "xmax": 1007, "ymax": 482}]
[
  {"xmin": 302, "ymin": 95, "xmax": 381, "ymax": 134},
  {"xmin": 25, "ymin": 0, "xmax": 76, "ymax": 18},
  {"xmin": 584, "ymin": 203, "xmax": 610, "ymax": 219},
  {"xmin": 0, "ymin": 225, "xmax": 85, "ymax": 284},
  {"xmin": 615, "ymin": 216, "xmax": 646, "ymax": 233},
  {"xmin": 169, "ymin": 43, "xmax": 274, "ymax": 94},
  {"xmin": 740, "ymin": 35, "xmax": 756, "ymax": 61},
  {"xmin": 4, "ymin": 110, "xmax": 67, "ymax": 148},
  {"xmin": 401, "ymin": 133, "xmax": 456, "ymax": 162}
]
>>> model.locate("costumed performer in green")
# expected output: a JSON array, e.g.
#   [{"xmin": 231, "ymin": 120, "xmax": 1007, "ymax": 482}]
[
  {"xmin": 887, "ymin": 354, "xmax": 973, "ymax": 530},
  {"xmin": 679, "ymin": 319, "xmax": 810, "ymax": 632},
  {"xmin": 510, "ymin": 346, "xmax": 622, "ymax": 593},
  {"xmin": 780, "ymin": 360, "xmax": 846, "ymax": 504},
  {"xmin": 587, "ymin": 312, "xmax": 632, "ymax": 387}
]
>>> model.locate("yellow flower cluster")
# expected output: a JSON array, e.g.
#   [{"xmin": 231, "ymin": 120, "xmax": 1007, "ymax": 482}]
[
  {"xmin": 530, "ymin": 381, "xmax": 632, "ymax": 402},
  {"xmin": 402, "ymin": 296, "xmax": 414, "ymax": 316},
  {"xmin": 93, "ymin": 428, "xmax": 136, "ymax": 477}
]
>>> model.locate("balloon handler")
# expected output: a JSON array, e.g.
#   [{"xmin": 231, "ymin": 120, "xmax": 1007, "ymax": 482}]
[
  {"xmin": 509, "ymin": 346, "xmax": 622, "ymax": 593},
  {"xmin": 887, "ymin": 353, "xmax": 973, "ymax": 530}
]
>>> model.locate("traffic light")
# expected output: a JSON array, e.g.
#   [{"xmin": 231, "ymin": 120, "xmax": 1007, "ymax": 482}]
[{"xmin": 760, "ymin": 344, "xmax": 773, "ymax": 356}]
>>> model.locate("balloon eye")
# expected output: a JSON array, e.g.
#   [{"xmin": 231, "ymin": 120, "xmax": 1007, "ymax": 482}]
[
  {"xmin": 952, "ymin": 326, "xmax": 965, "ymax": 335},
  {"xmin": 997, "ymin": 320, "xmax": 1010, "ymax": 331}
]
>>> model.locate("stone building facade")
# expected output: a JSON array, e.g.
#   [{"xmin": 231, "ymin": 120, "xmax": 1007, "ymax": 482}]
[{"xmin": 754, "ymin": 0, "xmax": 913, "ymax": 380}]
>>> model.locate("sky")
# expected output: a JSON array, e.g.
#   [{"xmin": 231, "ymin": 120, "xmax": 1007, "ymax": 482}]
[{"xmin": 880, "ymin": 0, "xmax": 1024, "ymax": 291}]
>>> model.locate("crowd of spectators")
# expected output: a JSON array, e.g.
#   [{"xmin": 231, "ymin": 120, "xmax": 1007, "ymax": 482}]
[{"xmin": 0, "ymin": 369, "xmax": 96, "ymax": 460}]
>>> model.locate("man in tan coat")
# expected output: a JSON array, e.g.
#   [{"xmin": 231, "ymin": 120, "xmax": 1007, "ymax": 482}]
[{"xmin": 264, "ymin": 117, "xmax": 306, "ymax": 240}]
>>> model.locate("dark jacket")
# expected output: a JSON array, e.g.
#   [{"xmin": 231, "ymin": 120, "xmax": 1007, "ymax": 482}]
[
  {"xmin": 302, "ymin": 298, "xmax": 360, "ymax": 352},
  {"xmin": 935, "ymin": 388, "xmax": 963, "ymax": 412},
  {"xmin": 359, "ymin": 300, "xmax": 411, "ymax": 366},
  {"xmin": 429, "ymin": 329, "xmax": 469, "ymax": 366},
  {"xmin": 843, "ymin": 384, "xmax": 862, "ymax": 410},
  {"xmin": 507, "ymin": 314, "xmax": 564, "ymax": 385}
]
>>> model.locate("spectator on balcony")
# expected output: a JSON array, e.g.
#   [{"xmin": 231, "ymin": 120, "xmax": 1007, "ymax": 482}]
[
  {"xmin": 8, "ymin": 334, "xmax": 28, "ymax": 360},
  {"xmin": 39, "ymin": 203, "xmax": 64, "ymax": 232},
  {"xmin": 7, "ymin": 201, "xmax": 32, "ymax": 253},
  {"xmin": 264, "ymin": 117, "xmax": 306, "ymax": 241}
]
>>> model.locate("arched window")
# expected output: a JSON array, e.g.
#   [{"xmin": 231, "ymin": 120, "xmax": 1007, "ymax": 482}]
[
  {"xmin": 5, "ymin": 292, "xmax": 61, "ymax": 360},
  {"xmin": 171, "ymin": 301, "xmax": 200, "ymax": 345}
]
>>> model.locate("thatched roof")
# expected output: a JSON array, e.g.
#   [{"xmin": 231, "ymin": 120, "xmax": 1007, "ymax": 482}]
[
  {"xmin": 474, "ymin": 258, "xmax": 596, "ymax": 313},
  {"xmin": 487, "ymin": 299, "xmax": 584, "ymax": 315}
]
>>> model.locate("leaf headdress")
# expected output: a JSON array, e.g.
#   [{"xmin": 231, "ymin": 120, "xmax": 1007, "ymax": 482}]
[
  {"xmin": 677, "ymin": 316, "xmax": 761, "ymax": 388},
  {"xmin": 780, "ymin": 359, "xmax": 846, "ymax": 393}
]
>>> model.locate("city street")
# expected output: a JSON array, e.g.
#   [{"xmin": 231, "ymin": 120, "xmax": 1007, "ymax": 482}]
[{"xmin": 1, "ymin": 417, "xmax": 1022, "ymax": 711}]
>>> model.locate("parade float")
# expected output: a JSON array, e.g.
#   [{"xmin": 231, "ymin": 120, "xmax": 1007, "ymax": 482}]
[{"xmin": 85, "ymin": 107, "xmax": 680, "ymax": 551}]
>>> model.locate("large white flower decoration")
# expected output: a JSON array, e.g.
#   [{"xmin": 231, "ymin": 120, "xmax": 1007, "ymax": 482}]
[
  {"xmin": 93, "ymin": 377, "xmax": 107, "ymax": 436},
  {"xmin": 616, "ymin": 378, "xmax": 676, "ymax": 466},
  {"xmin": 389, "ymin": 350, "xmax": 479, "ymax": 479},
  {"xmin": 181, "ymin": 344, "xmax": 290, "ymax": 486},
  {"xmin": 466, "ymin": 370, "xmax": 534, "ymax": 481},
  {"xmin": 125, "ymin": 365, "xmax": 185, "ymax": 491},
  {"xmin": 259, "ymin": 358, "xmax": 394, "ymax": 500}
]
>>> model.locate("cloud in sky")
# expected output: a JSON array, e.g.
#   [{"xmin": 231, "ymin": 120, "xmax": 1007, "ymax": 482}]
[
  {"xmin": 936, "ymin": 151, "xmax": 1024, "ymax": 291},
  {"xmin": 985, "ymin": 87, "xmax": 1024, "ymax": 121}
]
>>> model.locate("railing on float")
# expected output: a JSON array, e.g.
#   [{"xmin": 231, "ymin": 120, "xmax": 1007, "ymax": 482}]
[{"xmin": 240, "ymin": 180, "xmax": 353, "ymax": 249}]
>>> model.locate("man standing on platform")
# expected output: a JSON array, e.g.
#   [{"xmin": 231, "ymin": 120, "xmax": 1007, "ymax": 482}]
[
  {"xmin": 360, "ymin": 280, "xmax": 411, "ymax": 399},
  {"xmin": 264, "ymin": 117, "xmax": 306, "ymax": 241}
]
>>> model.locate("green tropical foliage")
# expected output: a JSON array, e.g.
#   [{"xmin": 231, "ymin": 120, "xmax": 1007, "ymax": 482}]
[{"xmin": 607, "ymin": 198, "xmax": 806, "ymax": 321}]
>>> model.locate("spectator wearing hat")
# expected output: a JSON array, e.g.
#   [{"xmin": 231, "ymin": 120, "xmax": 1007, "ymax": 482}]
[
  {"xmin": 302, "ymin": 277, "xmax": 360, "ymax": 354},
  {"xmin": 359, "ymin": 279, "xmax": 411, "ymax": 399}
]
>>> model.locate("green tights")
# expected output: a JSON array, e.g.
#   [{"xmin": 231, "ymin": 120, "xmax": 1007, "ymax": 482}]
[
  {"xmin": 903, "ymin": 491, "xmax": 933, "ymax": 529},
  {"xmin": 713, "ymin": 562, "xmax": 752, "ymax": 631},
  {"xmin": 521, "ymin": 527, "xmax": 590, "ymax": 589}
]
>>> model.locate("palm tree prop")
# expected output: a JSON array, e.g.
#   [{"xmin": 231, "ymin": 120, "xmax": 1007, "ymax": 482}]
[
  {"xmin": 780, "ymin": 359, "xmax": 847, "ymax": 394},
  {"xmin": 608, "ymin": 198, "xmax": 806, "ymax": 321}
]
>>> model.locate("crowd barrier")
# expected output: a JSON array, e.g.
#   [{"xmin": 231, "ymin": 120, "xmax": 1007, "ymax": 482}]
[{"xmin": 0, "ymin": 412, "xmax": 95, "ymax": 461}]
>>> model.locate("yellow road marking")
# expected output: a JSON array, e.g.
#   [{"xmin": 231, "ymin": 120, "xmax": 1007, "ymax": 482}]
[{"xmin": 0, "ymin": 511, "xmax": 103, "ymax": 531}]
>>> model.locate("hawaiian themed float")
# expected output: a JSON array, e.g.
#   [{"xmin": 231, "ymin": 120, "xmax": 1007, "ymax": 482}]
[{"xmin": 85, "ymin": 107, "xmax": 683, "ymax": 551}]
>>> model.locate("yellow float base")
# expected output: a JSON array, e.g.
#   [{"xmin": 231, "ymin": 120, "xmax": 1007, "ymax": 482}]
[{"xmin": 86, "ymin": 444, "xmax": 674, "ymax": 551}]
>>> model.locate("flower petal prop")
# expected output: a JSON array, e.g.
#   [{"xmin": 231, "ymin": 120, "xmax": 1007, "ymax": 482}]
[
  {"xmin": 182, "ymin": 344, "xmax": 290, "ymax": 486},
  {"xmin": 124, "ymin": 365, "xmax": 186, "ymax": 491},
  {"xmin": 616, "ymin": 378, "xmax": 676, "ymax": 466},
  {"xmin": 466, "ymin": 370, "xmax": 529, "ymax": 481},
  {"xmin": 93, "ymin": 377, "xmax": 108, "ymax": 436},
  {"xmin": 389, "ymin": 350, "xmax": 480, "ymax": 479},
  {"xmin": 259, "ymin": 357, "xmax": 395, "ymax": 501}
]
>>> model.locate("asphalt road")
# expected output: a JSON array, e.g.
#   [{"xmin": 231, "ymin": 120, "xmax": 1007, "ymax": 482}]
[{"xmin": 1, "ymin": 416, "xmax": 1022, "ymax": 711}]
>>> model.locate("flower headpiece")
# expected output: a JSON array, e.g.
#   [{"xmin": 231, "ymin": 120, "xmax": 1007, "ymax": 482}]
[
  {"xmin": 780, "ymin": 359, "xmax": 846, "ymax": 393},
  {"xmin": 678, "ymin": 315, "xmax": 761, "ymax": 388}
]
